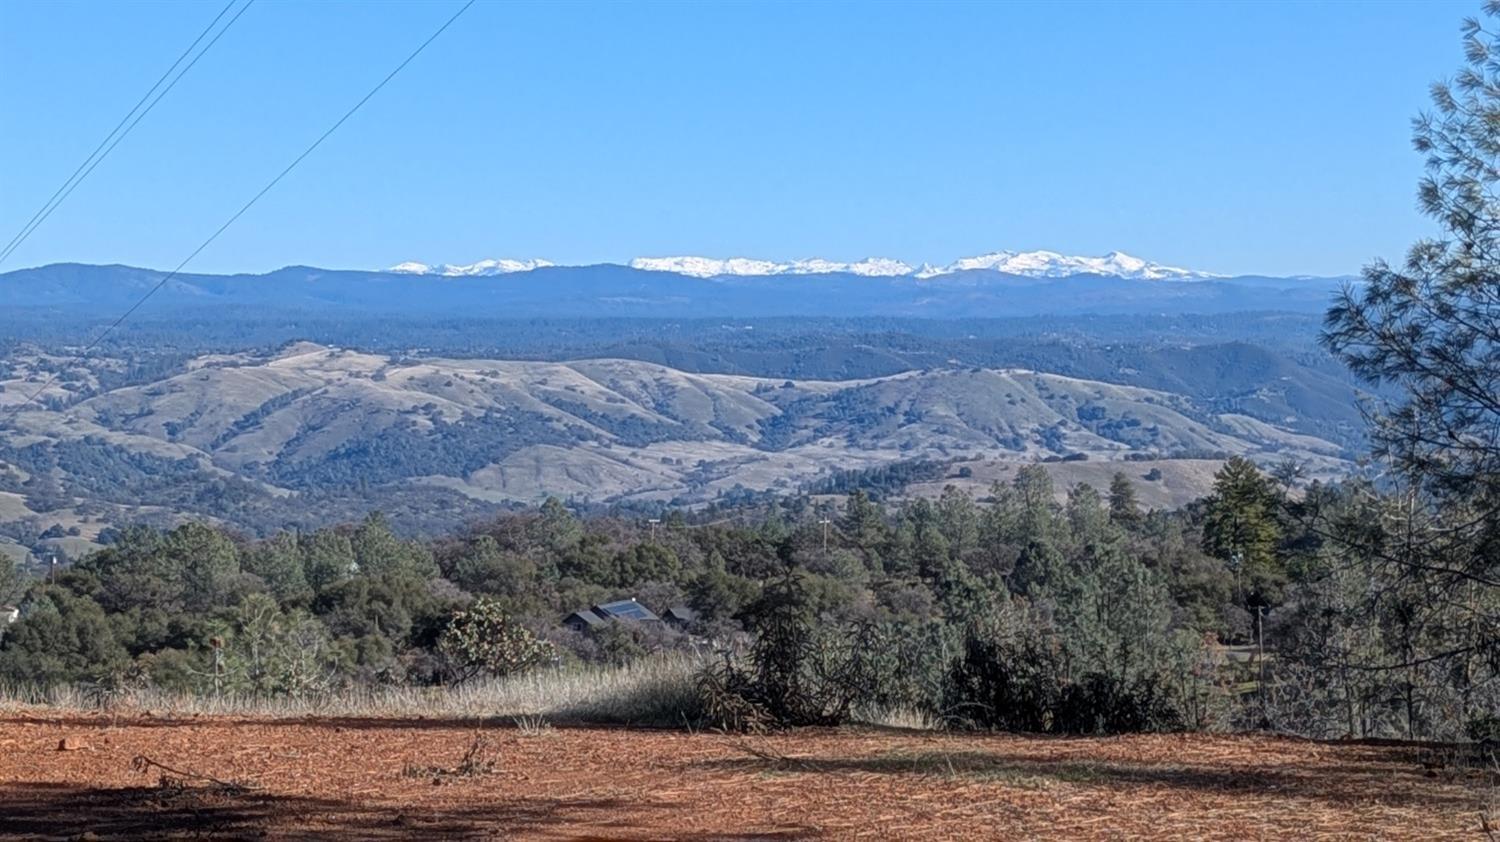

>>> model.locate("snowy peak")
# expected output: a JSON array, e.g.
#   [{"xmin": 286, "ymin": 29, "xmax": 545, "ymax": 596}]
[
  {"xmin": 390, "ymin": 250, "xmax": 1217, "ymax": 280},
  {"xmin": 788, "ymin": 257, "xmax": 915, "ymax": 276},
  {"xmin": 629, "ymin": 256, "xmax": 915, "ymax": 277},
  {"xmin": 914, "ymin": 250, "xmax": 1211, "ymax": 281},
  {"xmin": 388, "ymin": 261, "xmax": 435, "ymax": 274},
  {"xmin": 631, "ymin": 256, "xmax": 785, "ymax": 277},
  {"xmin": 389, "ymin": 258, "xmax": 553, "ymax": 276},
  {"xmin": 630, "ymin": 251, "xmax": 1212, "ymax": 280}
]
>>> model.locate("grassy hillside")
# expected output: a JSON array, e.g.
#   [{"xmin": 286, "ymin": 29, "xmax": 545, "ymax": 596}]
[{"xmin": 0, "ymin": 343, "xmax": 1351, "ymax": 543}]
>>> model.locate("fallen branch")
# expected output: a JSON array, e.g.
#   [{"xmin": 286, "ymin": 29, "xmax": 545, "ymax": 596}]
[
  {"xmin": 131, "ymin": 754, "xmax": 258, "ymax": 793},
  {"xmin": 400, "ymin": 732, "xmax": 498, "ymax": 782},
  {"xmin": 727, "ymin": 737, "xmax": 818, "ymax": 771}
]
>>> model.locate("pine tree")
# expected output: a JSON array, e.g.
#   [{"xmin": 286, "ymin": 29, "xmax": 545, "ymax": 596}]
[
  {"xmin": 351, "ymin": 513, "xmax": 435, "ymax": 578},
  {"xmin": 1320, "ymin": 5, "xmax": 1500, "ymax": 697},
  {"xmin": 242, "ymin": 531, "xmax": 310, "ymax": 606},
  {"xmin": 1201, "ymin": 457, "xmax": 1284, "ymax": 609},
  {"xmin": 935, "ymin": 485, "xmax": 982, "ymax": 568},
  {"xmin": 165, "ymin": 523, "xmax": 240, "ymax": 614},
  {"xmin": 299, "ymin": 529, "xmax": 356, "ymax": 595},
  {"xmin": 1108, "ymin": 472, "xmax": 1142, "ymax": 527},
  {"xmin": 840, "ymin": 490, "xmax": 888, "ymax": 571}
]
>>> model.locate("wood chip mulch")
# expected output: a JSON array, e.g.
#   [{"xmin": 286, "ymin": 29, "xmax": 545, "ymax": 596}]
[{"xmin": 0, "ymin": 712, "xmax": 1488, "ymax": 840}]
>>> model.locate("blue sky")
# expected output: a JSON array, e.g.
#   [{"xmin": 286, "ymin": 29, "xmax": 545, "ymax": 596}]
[{"xmin": 0, "ymin": 0, "xmax": 1478, "ymax": 277}]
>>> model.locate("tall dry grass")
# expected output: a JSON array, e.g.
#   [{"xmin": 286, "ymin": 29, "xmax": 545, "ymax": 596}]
[
  {"xmin": 0, "ymin": 655, "xmax": 938, "ymax": 731},
  {"xmin": 0, "ymin": 655, "xmax": 707, "ymax": 726}
]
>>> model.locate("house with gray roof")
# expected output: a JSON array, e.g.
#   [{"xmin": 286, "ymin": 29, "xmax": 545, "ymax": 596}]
[{"xmin": 562, "ymin": 598, "xmax": 661, "ymax": 633}]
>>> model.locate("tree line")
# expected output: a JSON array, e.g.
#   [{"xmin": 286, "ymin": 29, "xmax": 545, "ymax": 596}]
[{"xmin": 0, "ymin": 454, "xmax": 1490, "ymax": 739}]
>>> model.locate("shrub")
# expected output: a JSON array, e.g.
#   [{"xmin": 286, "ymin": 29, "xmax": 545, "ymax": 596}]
[
  {"xmin": 1054, "ymin": 672, "xmax": 1182, "ymax": 734},
  {"xmin": 438, "ymin": 598, "xmax": 554, "ymax": 683},
  {"xmin": 943, "ymin": 617, "xmax": 1062, "ymax": 732},
  {"xmin": 699, "ymin": 569, "xmax": 871, "ymax": 729},
  {"xmin": 1466, "ymin": 714, "xmax": 1500, "ymax": 743},
  {"xmin": 942, "ymin": 609, "xmax": 1186, "ymax": 735}
]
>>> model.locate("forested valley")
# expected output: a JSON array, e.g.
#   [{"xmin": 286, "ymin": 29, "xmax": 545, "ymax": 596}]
[{"xmin": 0, "ymin": 455, "xmax": 1490, "ymax": 742}]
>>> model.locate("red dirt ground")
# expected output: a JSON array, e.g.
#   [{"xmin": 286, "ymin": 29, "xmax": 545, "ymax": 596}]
[{"xmin": 0, "ymin": 712, "xmax": 1489, "ymax": 840}]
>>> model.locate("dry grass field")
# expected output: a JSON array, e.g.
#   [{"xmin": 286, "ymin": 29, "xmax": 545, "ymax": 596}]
[
  {"xmin": 904, "ymin": 458, "xmax": 1231, "ymax": 511},
  {"xmin": 0, "ymin": 711, "xmax": 1488, "ymax": 840}
]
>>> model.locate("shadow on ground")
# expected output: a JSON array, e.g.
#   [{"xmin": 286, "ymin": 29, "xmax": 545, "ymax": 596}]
[
  {"xmin": 691, "ymin": 746, "xmax": 1483, "ymax": 811},
  {"xmin": 0, "ymin": 714, "xmax": 682, "ymax": 734},
  {"xmin": 0, "ymin": 781, "xmax": 717, "ymax": 841}
]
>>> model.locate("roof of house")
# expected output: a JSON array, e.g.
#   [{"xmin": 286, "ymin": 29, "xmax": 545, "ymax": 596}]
[
  {"xmin": 594, "ymin": 599, "xmax": 660, "ymax": 622},
  {"xmin": 563, "ymin": 610, "xmax": 607, "ymax": 628},
  {"xmin": 664, "ymin": 606, "xmax": 698, "ymax": 623},
  {"xmin": 563, "ymin": 599, "xmax": 662, "ymax": 628}
]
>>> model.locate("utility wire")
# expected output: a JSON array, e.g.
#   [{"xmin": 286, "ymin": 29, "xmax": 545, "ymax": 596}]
[
  {"xmin": 0, "ymin": 0, "xmax": 253, "ymax": 268},
  {"xmin": 2, "ymin": 0, "xmax": 477, "ymax": 418}
]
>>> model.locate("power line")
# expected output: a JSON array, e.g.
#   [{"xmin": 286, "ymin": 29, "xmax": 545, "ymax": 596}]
[
  {"xmin": 0, "ymin": 0, "xmax": 253, "ymax": 269},
  {"xmin": 2, "ymin": 0, "xmax": 477, "ymax": 419}
]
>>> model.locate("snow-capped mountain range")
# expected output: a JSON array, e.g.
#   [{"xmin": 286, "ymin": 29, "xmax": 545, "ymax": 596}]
[
  {"xmin": 918, "ymin": 251, "xmax": 1217, "ymax": 281},
  {"xmin": 389, "ymin": 258, "xmax": 554, "ymax": 276},
  {"xmin": 388, "ymin": 250, "xmax": 1219, "ymax": 281},
  {"xmin": 629, "ymin": 256, "xmax": 917, "ymax": 277}
]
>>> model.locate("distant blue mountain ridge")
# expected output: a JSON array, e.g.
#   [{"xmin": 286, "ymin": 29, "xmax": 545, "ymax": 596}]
[{"xmin": 0, "ymin": 262, "xmax": 1356, "ymax": 319}]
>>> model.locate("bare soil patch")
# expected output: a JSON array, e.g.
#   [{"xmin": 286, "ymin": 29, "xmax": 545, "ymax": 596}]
[{"xmin": 0, "ymin": 712, "xmax": 1487, "ymax": 839}]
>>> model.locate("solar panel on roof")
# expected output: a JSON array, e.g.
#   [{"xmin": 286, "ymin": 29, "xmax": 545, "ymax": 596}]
[{"xmin": 597, "ymin": 600, "xmax": 658, "ymax": 621}]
